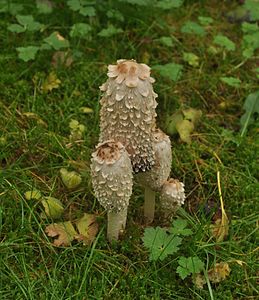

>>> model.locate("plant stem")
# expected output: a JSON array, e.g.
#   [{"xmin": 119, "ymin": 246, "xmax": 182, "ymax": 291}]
[
  {"xmin": 107, "ymin": 208, "xmax": 128, "ymax": 242},
  {"xmin": 144, "ymin": 187, "xmax": 156, "ymax": 223}
]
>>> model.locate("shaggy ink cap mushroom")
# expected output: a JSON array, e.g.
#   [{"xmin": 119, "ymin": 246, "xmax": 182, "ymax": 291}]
[
  {"xmin": 91, "ymin": 140, "xmax": 133, "ymax": 213},
  {"xmin": 99, "ymin": 59, "xmax": 158, "ymax": 173}
]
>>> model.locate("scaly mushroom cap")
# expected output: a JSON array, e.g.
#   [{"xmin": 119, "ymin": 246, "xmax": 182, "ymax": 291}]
[
  {"xmin": 91, "ymin": 140, "xmax": 133, "ymax": 213},
  {"xmin": 160, "ymin": 179, "xmax": 185, "ymax": 212},
  {"xmin": 135, "ymin": 128, "xmax": 172, "ymax": 191},
  {"xmin": 99, "ymin": 59, "xmax": 158, "ymax": 173}
]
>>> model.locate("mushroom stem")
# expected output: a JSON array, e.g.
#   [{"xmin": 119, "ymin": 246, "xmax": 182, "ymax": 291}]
[
  {"xmin": 107, "ymin": 209, "xmax": 128, "ymax": 242},
  {"xmin": 144, "ymin": 187, "xmax": 156, "ymax": 223}
]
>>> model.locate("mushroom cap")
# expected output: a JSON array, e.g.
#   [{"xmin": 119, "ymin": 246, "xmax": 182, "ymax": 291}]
[
  {"xmin": 160, "ymin": 179, "xmax": 185, "ymax": 212},
  {"xmin": 91, "ymin": 140, "xmax": 133, "ymax": 213},
  {"xmin": 135, "ymin": 128, "xmax": 172, "ymax": 191},
  {"xmin": 99, "ymin": 60, "xmax": 158, "ymax": 173}
]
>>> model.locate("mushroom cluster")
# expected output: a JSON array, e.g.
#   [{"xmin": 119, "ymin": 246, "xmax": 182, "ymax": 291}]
[{"xmin": 91, "ymin": 59, "xmax": 185, "ymax": 241}]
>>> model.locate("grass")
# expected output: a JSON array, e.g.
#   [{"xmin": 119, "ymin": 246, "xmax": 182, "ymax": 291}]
[{"xmin": 0, "ymin": 0, "xmax": 258, "ymax": 299}]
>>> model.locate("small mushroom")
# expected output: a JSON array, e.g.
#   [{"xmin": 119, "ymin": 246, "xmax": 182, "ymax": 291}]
[
  {"xmin": 91, "ymin": 140, "xmax": 133, "ymax": 241},
  {"xmin": 160, "ymin": 178, "xmax": 185, "ymax": 218},
  {"xmin": 135, "ymin": 128, "xmax": 172, "ymax": 222}
]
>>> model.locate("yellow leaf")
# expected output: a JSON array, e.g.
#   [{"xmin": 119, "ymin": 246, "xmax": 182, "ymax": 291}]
[
  {"xmin": 75, "ymin": 213, "xmax": 99, "ymax": 245},
  {"xmin": 80, "ymin": 107, "xmax": 94, "ymax": 114},
  {"xmin": 24, "ymin": 189, "xmax": 42, "ymax": 200},
  {"xmin": 60, "ymin": 168, "xmax": 82, "ymax": 189},
  {"xmin": 41, "ymin": 196, "xmax": 64, "ymax": 219},
  {"xmin": 23, "ymin": 112, "xmax": 47, "ymax": 127},
  {"xmin": 193, "ymin": 273, "xmax": 206, "ymax": 289},
  {"xmin": 41, "ymin": 71, "xmax": 61, "ymax": 93},
  {"xmin": 208, "ymin": 262, "xmax": 231, "ymax": 283},
  {"xmin": 45, "ymin": 221, "xmax": 77, "ymax": 246},
  {"xmin": 176, "ymin": 119, "xmax": 194, "ymax": 144}
]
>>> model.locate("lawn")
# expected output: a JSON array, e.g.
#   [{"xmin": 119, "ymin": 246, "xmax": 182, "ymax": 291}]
[{"xmin": 0, "ymin": 0, "xmax": 258, "ymax": 299}]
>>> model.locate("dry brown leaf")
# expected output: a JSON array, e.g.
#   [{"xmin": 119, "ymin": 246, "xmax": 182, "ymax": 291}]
[
  {"xmin": 208, "ymin": 262, "xmax": 231, "ymax": 283},
  {"xmin": 45, "ymin": 221, "xmax": 77, "ymax": 246},
  {"xmin": 52, "ymin": 51, "xmax": 73, "ymax": 68},
  {"xmin": 41, "ymin": 71, "xmax": 61, "ymax": 93},
  {"xmin": 75, "ymin": 213, "xmax": 99, "ymax": 245}
]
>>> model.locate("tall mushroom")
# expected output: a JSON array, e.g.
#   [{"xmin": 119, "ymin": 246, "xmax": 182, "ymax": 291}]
[{"xmin": 91, "ymin": 59, "xmax": 185, "ymax": 241}]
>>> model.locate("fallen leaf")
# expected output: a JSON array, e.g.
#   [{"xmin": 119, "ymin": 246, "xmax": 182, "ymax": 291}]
[
  {"xmin": 60, "ymin": 168, "xmax": 82, "ymax": 189},
  {"xmin": 80, "ymin": 107, "xmax": 94, "ymax": 114},
  {"xmin": 51, "ymin": 51, "xmax": 73, "ymax": 68},
  {"xmin": 75, "ymin": 213, "xmax": 99, "ymax": 245},
  {"xmin": 176, "ymin": 119, "xmax": 194, "ymax": 144},
  {"xmin": 41, "ymin": 196, "xmax": 64, "ymax": 219},
  {"xmin": 24, "ymin": 189, "xmax": 42, "ymax": 200},
  {"xmin": 182, "ymin": 108, "xmax": 202, "ymax": 124},
  {"xmin": 208, "ymin": 262, "xmax": 231, "ymax": 283},
  {"xmin": 45, "ymin": 221, "xmax": 77, "ymax": 246},
  {"xmin": 22, "ymin": 112, "xmax": 47, "ymax": 127},
  {"xmin": 41, "ymin": 71, "xmax": 61, "ymax": 93},
  {"xmin": 193, "ymin": 273, "xmax": 206, "ymax": 289}
]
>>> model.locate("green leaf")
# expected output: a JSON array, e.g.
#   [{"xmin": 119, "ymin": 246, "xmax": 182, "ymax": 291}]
[
  {"xmin": 241, "ymin": 22, "xmax": 258, "ymax": 34},
  {"xmin": 220, "ymin": 77, "xmax": 241, "ymax": 88},
  {"xmin": 16, "ymin": 15, "xmax": 43, "ymax": 31},
  {"xmin": 60, "ymin": 168, "xmax": 82, "ymax": 189},
  {"xmin": 213, "ymin": 35, "xmax": 236, "ymax": 51},
  {"xmin": 107, "ymin": 9, "xmax": 124, "ymax": 22},
  {"xmin": 17, "ymin": 46, "xmax": 39, "ymax": 62},
  {"xmin": 24, "ymin": 189, "xmax": 42, "ymax": 200},
  {"xmin": 198, "ymin": 16, "xmax": 213, "ymax": 25},
  {"xmin": 244, "ymin": 0, "xmax": 259, "ymax": 21},
  {"xmin": 36, "ymin": 0, "xmax": 53, "ymax": 14},
  {"xmin": 8, "ymin": 24, "xmax": 25, "ymax": 33},
  {"xmin": 79, "ymin": 6, "xmax": 95, "ymax": 16},
  {"xmin": 183, "ymin": 52, "xmax": 199, "ymax": 67},
  {"xmin": 70, "ymin": 23, "xmax": 92, "ymax": 38},
  {"xmin": 170, "ymin": 219, "xmax": 193, "ymax": 236},
  {"xmin": 181, "ymin": 21, "xmax": 206, "ymax": 36},
  {"xmin": 142, "ymin": 227, "xmax": 182, "ymax": 261},
  {"xmin": 176, "ymin": 119, "xmax": 194, "ymax": 144},
  {"xmin": 153, "ymin": 63, "xmax": 183, "ymax": 82},
  {"xmin": 67, "ymin": 0, "xmax": 81, "ymax": 11},
  {"xmin": 240, "ymin": 91, "xmax": 259, "ymax": 137},
  {"xmin": 118, "ymin": 0, "xmax": 151, "ymax": 5},
  {"xmin": 156, "ymin": 0, "xmax": 184, "ymax": 10},
  {"xmin": 41, "ymin": 196, "xmax": 64, "ymax": 219},
  {"xmin": 44, "ymin": 32, "xmax": 69, "ymax": 50},
  {"xmin": 98, "ymin": 25, "xmax": 123, "ymax": 37},
  {"xmin": 0, "ymin": 2, "xmax": 24, "ymax": 15},
  {"xmin": 158, "ymin": 36, "xmax": 174, "ymax": 47},
  {"xmin": 177, "ymin": 256, "xmax": 204, "ymax": 279}
]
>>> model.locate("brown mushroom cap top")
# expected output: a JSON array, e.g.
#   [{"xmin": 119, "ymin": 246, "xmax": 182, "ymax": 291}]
[{"xmin": 107, "ymin": 59, "xmax": 154, "ymax": 88}]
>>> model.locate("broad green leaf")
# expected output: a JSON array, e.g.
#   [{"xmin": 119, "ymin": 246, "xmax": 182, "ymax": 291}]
[
  {"xmin": 156, "ymin": 0, "xmax": 184, "ymax": 10},
  {"xmin": 165, "ymin": 111, "xmax": 183, "ymax": 135},
  {"xmin": 98, "ymin": 25, "xmax": 123, "ymax": 37},
  {"xmin": 17, "ymin": 46, "xmax": 39, "ymax": 62},
  {"xmin": 158, "ymin": 36, "xmax": 174, "ymax": 47},
  {"xmin": 67, "ymin": 0, "xmax": 81, "ymax": 11},
  {"xmin": 70, "ymin": 23, "xmax": 92, "ymax": 38},
  {"xmin": 153, "ymin": 63, "xmax": 183, "ymax": 82},
  {"xmin": 183, "ymin": 52, "xmax": 199, "ymax": 67},
  {"xmin": 242, "ymin": 31, "xmax": 259, "ymax": 58},
  {"xmin": 107, "ymin": 9, "xmax": 124, "ymax": 22},
  {"xmin": 45, "ymin": 221, "xmax": 77, "ymax": 246},
  {"xmin": 181, "ymin": 21, "xmax": 206, "ymax": 36},
  {"xmin": 170, "ymin": 219, "xmax": 193, "ymax": 236},
  {"xmin": 79, "ymin": 6, "xmax": 95, "ymax": 16},
  {"xmin": 60, "ymin": 168, "xmax": 82, "ymax": 189},
  {"xmin": 241, "ymin": 22, "xmax": 258, "ymax": 34},
  {"xmin": 240, "ymin": 91, "xmax": 259, "ymax": 137},
  {"xmin": 41, "ymin": 196, "xmax": 64, "ymax": 219},
  {"xmin": 213, "ymin": 35, "xmax": 236, "ymax": 51},
  {"xmin": 142, "ymin": 227, "xmax": 182, "ymax": 261},
  {"xmin": 244, "ymin": 0, "xmax": 259, "ymax": 21},
  {"xmin": 16, "ymin": 15, "xmax": 43, "ymax": 31},
  {"xmin": 198, "ymin": 16, "xmax": 213, "ymax": 25},
  {"xmin": 0, "ymin": 2, "xmax": 24, "ymax": 15},
  {"xmin": 44, "ymin": 32, "xmax": 69, "ymax": 50},
  {"xmin": 220, "ymin": 77, "xmax": 241, "ymax": 88},
  {"xmin": 8, "ymin": 24, "xmax": 25, "ymax": 33},
  {"xmin": 177, "ymin": 256, "xmax": 204, "ymax": 279},
  {"xmin": 24, "ymin": 189, "xmax": 42, "ymax": 200}
]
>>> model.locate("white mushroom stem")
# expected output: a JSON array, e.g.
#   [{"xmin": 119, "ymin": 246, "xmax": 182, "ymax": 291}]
[
  {"xmin": 144, "ymin": 187, "xmax": 156, "ymax": 223},
  {"xmin": 107, "ymin": 208, "xmax": 128, "ymax": 242}
]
